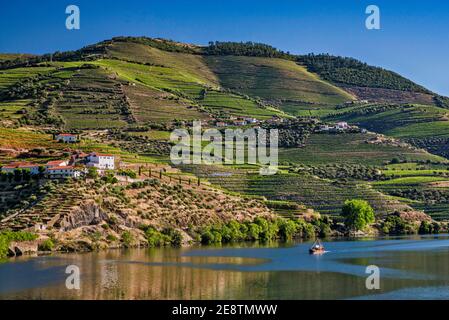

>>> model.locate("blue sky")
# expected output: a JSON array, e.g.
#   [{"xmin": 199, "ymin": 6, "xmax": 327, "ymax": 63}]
[{"xmin": 1, "ymin": 0, "xmax": 448, "ymax": 95}]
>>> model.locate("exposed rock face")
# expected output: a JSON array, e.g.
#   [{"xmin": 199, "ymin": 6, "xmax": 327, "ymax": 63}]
[
  {"xmin": 58, "ymin": 200, "xmax": 109, "ymax": 231},
  {"xmin": 397, "ymin": 210, "xmax": 432, "ymax": 223},
  {"xmin": 8, "ymin": 241, "xmax": 38, "ymax": 256}
]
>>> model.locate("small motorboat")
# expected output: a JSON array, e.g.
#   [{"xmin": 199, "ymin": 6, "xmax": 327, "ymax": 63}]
[{"xmin": 309, "ymin": 239, "xmax": 325, "ymax": 255}]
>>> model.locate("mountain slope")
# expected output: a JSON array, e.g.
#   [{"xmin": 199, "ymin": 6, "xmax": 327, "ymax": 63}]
[{"xmin": 297, "ymin": 54, "xmax": 436, "ymax": 105}]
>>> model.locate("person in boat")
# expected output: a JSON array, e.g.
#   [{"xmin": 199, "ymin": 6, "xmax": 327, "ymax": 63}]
[{"xmin": 309, "ymin": 239, "xmax": 325, "ymax": 254}]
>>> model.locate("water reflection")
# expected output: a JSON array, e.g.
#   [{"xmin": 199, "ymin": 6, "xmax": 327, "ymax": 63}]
[{"xmin": 0, "ymin": 236, "xmax": 449, "ymax": 300}]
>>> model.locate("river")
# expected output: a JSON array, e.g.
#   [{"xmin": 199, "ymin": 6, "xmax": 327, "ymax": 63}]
[{"xmin": 1, "ymin": 235, "xmax": 449, "ymax": 300}]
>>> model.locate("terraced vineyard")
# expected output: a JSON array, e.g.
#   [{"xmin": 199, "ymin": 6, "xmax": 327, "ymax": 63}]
[
  {"xmin": 180, "ymin": 165, "xmax": 409, "ymax": 220},
  {"xmin": 279, "ymin": 133, "xmax": 444, "ymax": 166},
  {"xmin": 54, "ymin": 66, "xmax": 131, "ymax": 129},
  {"xmin": 0, "ymin": 183, "xmax": 86, "ymax": 231},
  {"xmin": 325, "ymin": 104, "xmax": 449, "ymax": 138},
  {"xmin": 373, "ymin": 165, "xmax": 449, "ymax": 221}
]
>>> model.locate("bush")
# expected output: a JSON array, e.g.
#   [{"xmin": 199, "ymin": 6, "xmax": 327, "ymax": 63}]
[
  {"xmin": 296, "ymin": 220, "xmax": 316, "ymax": 239},
  {"xmin": 246, "ymin": 223, "xmax": 262, "ymax": 240},
  {"xmin": 0, "ymin": 231, "xmax": 38, "ymax": 259},
  {"xmin": 381, "ymin": 214, "xmax": 417, "ymax": 235},
  {"xmin": 278, "ymin": 219, "xmax": 297, "ymax": 240},
  {"xmin": 0, "ymin": 236, "xmax": 8, "ymax": 259},
  {"xmin": 200, "ymin": 230, "xmax": 216, "ymax": 244},
  {"xmin": 342, "ymin": 199, "xmax": 375, "ymax": 231},
  {"xmin": 121, "ymin": 231, "xmax": 134, "ymax": 248},
  {"xmin": 38, "ymin": 239, "xmax": 54, "ymax": 251},
  {"xmin": 87, "ymin": 167, "xmax": 98, "ymax": 179},
  {"xmin": 418, "ymin": 221, "xmax": 441, "ymax": 234}
]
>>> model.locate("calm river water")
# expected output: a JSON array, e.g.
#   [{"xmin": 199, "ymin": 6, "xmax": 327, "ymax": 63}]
[{"xmin": 1, "ymin": 235, "xmax": 449, "ymax": 300}]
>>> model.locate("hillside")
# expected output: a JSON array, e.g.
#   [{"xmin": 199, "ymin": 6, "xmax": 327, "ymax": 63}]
[
  {"xmin": 1, "ymin": 36, "xmax": 449, "ymax": 240},
  {"xmin": 297, "ymin": 54, "xmax": 436, "ymax": 105}
]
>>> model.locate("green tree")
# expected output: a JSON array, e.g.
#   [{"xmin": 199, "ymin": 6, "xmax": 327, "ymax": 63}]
[
  {"xmin": 87, "ymin": 166, "xmax": 98, "ymax": 179},
  {"xmin": 342, "ymin": 199, "xmax": 375, "ymax": 231}
]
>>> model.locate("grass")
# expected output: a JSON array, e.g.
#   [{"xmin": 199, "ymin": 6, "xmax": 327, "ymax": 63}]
[
  {"xmin": 199, "ymin": 90, "xmax": 283, "ymax": 119},
  {"xmin": 107, "ymin": 41, "xmax": 219, "ymax": 85},
  {"xmin": 127, "ymin": 130, "xmax": 172, "ymax": 140}
]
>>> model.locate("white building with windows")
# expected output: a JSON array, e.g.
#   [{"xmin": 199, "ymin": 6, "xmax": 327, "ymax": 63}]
[
  {"xmin": 47, "ymin": 166, "xmax": 81, "ymax": 179},
  {"xmin": 243, "ymin": 117, "xmax": 259, "ymax": 124},
  {"xmin": 56, "ymin": 133, "xmax": 77, "ymax": 143},
  {"xmin": 1, "ymin": 162, "xmax": 41, "ymax": 175},
  {"xmin": 86, "ymin": 153, "xmax": 115, "ymax": 170},
  {"xmin": 336, "ymin": 122, "xmax": 349, "ymax": 130},
  {"xmin": 45, "ymin": 160, "xmax": 69, "ymax": 169}
]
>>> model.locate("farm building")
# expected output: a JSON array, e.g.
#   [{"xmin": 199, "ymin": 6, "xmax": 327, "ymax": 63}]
[
  {"xmin": 0, "ymin": 162, "xmax": 41, "ymax": 175},
  {"xmin": 86, "ymin": 153, "xmax": 115, "ymax": 170},
  {"xmin": 336, "ymin": 122, "xmax": 349, "ymax": 130},
  {"xmin": 45, "ymin": 160, "xmax": 69, "ymax": 169},
  {"xmin": 216, "ymin": 121, "xmax": 228, "ymax": 127},
  {"xmin": 233, "ymin": 120, "xmax": 247, "ymax": 126},
  {"xmin": 243, "ymin": 117, "xmax": 259, "ymax": 124},
  {"xmin": 47, "ymin": 166, "xmax": 82, "ymax": 179},
  {"xmin": 56, "ymin": 133, "xmax": 78, "ymax": 143}
]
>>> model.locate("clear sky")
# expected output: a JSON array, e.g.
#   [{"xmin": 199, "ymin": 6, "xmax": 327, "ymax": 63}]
[{"xmin": 1, "ymin": 0, "xmax": 448, "ymax": 95}]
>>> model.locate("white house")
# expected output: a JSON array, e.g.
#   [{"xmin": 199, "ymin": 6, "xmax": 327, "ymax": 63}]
[
  {"xmin": 244, "ymin": 117, "xmax": 258, "ymax": 124},
  {"xmin": 1, "ymin": 162, "xmax": 41, "ymax": 175},
  {"xmin": 233, "ymin": 120, "xmax": 247, "ymax": 126},
  {"xmin": 216, "ymin": 121, "xmax": 228, "ymax": 127},
  {"xmin": 47, "ymin": 166, "xmax": 81, "ymax": 179},
  {"xmin": 56, "ymin": 133, "xmax": 77, "ymax": 143},
  {"xmin": 86, "ymin": 153, "xmax": 115, "ymax": 170},
  {"xmin": 45, "ymin": 160, "xmax": 69, "ymax": 170},
  {"xmin": 336, "ymin": 122, "xmax": 349, "ymax": 130}
]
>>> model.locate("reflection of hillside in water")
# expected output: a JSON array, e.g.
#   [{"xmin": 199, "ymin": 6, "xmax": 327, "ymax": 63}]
[{"xmin": 1, "ymin": 237, "xmax": 449, "ymax": 300}]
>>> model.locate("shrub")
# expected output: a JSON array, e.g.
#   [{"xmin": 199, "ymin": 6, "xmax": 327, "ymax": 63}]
[
  {"xmin": 342, "ymin": 199, "xmax": 375, "ymax": 231},
  {"xmin": 296, "ymin": 220, "xmax": 316, "ymax": 239},
  {"xmin": 121, "ymin": 231, "xmax": 134, "ymax": 248},
  {"xmin": 106, "ymin": 234, "xmax": 118, "ymax": 242},
  {"xmin": 0, "ymin": 231, "xmax": 38, "ymax": 259},
  {"xmin": 38, "ymin": 239, "xmax": 54, "ymax": 251},
  {"xmin": 278, "ymin": 219, "xmax": 297, "ymax": 240},
  {"xmin": 419, "ymin": 221, "xmax": 441, "ymax": 234},
  {"xmin": 381, "ymin": 214, "xmax": 417, "ymax": 235},
  {"xmin": 246, "ymin": 223, "xmax": 262, "ymax": 240},
  {"xmin": 87, "ymin": 166, "xmax": 98, "ymax": 179},
  {"xmin": 200, "ymin": 230, "xmax": 216, "ymax": 244}
]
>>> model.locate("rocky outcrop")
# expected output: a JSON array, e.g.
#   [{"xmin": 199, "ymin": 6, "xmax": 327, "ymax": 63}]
[
  {"xmin": 8, "ymin": 241, "xmax": 38, "ymax": 256},
  {"xmin": 397, "ymin": 210, "xmax": 432, "ymax": 224},
  {"xmin": 58, "ymin": 200, "xmax": 109, "ymax": 231}
]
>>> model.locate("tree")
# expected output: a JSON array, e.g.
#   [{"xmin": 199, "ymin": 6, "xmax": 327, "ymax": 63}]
[
  {"xmin": 342, "ymin": 199, "xmax": 375, "ymax": 231},
  {"xmin": 87, "ymin": 166, "xmax": 98, "ymax": 179}
]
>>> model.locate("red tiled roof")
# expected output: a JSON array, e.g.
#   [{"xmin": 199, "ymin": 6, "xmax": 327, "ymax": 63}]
[
  {"xmin": 47, "ymin": 166, "xmax": 75, "ymax": 171},
  {"xmin": 89, "ymin": 152, "xmax": 114, "ymax": 157},
  {"xmin": 57, "ymin": 133, "xmax": 76, "ymax": 137},
  {"xmin": 2, "ymin": 162, "xmax": 40, "ymax": 169},
  {"xmin": 46, "ymin": 160, "xmax": 67, "ymax": 166}
]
